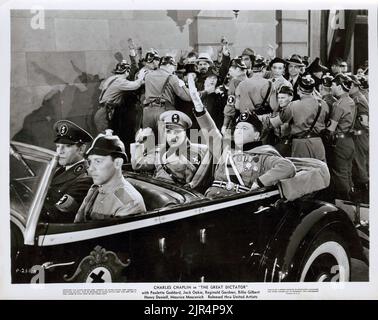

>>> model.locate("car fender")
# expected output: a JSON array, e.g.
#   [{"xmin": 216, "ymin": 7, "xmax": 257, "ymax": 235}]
[{"xmin": 257, "ymin": 199, "xmax": 365, "ymax": 282}]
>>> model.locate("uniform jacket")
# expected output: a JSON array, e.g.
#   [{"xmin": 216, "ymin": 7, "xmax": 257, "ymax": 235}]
[
  {"xmin": 131, "ymin": 140, "xmax": 212, "ymax": 191},
  {"xmin": 350, "ymin": 91, "xmax": 369, "ymax": 131},
  {"xmin": 322, "ymin": 93, "xmax": 337, "ymax": 113},
  {"xmin": 74, "ymin": 176, "xmax": 146, "ymax": 222},
  {"xmin": 236, "ymin": 75, "xmax": 271, "ymax": 114},
  {"xmin": 259, "ymin": 111, "xmax": 291, "ymax": 139},
  {"xmin": 196, "ymin": 110, "xmax": 296, "ymax": 196},
  {"xmin": 279, "ymin": 95, "xmax": 329, "ymax": 136},
  {"xmin": 44, "ymin": 160, "xmax": 92, "ymax": 222},
  {"xmin": 360, "ymin": 88, "xmax": 369, "ymax": 102},
  {"xmin": 330, "ymin": 93, "xmax": 356, "ymax": 133},
  {"xmin": 223, "ymin": 76, "xmax": 247, "ymax": 128},
  {"xmin": 99, "ymin": 75, "xmax": 143, "ymax": 105},
  {"xmin": 144, "ymin": 68, "xmax": 191, "ymax": 106}
]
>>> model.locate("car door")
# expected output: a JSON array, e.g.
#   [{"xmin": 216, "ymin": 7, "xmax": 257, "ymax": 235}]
[
  {"xmin": 194, "ymin": 188, "xmax": 282, "ymax": 281},
  {"xmin": 36, "ymin": 210, "xmax": 164, "ymax": 283}
]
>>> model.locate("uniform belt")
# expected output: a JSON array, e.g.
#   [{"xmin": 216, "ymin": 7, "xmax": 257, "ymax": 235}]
[
  {"xmin": 352, "ymin": 129, "xmax": 368, "ymax": 136},
  {"xmin": 335, "ymin": 132, "xmax": 354, "ymax": 139},
  {"xmin": 292, "ymin": 132, "xmax": 320, "ymax": 139},
  {"xmin": 145, "ymin": 97, "xmax": 167, "ymax": 107},
  {"xmin": 212, "ymin": 180, "xmax": 250, "ymax": 193}
]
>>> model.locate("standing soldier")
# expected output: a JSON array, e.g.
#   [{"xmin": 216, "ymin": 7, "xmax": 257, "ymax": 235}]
[
  {"xmin": 94, "ymin": 60, "xmax": 147, "ymax": 133},
  {"xmin": 221, "ymin": 57, "xmax": 248, "ymax": 135},
  {"xmin": 236, "ymin": 55, "xmax": 272, "ymax": 115},
  {"xmin": 134, "ymin": 49, "xmax": 160, "ymax": 131},
  {"xmin": 324, "ymin": 74, "xmax": 356, "ymax": 201},
  {"xmin": 268, "ymin": 57, "xmax": 293, "ymax": 112},
  {"xmin": 269, "ymin": 75, "xmax": 329, "ymax": 162},
  {"xmin": 43, "ymin": 120, "xmax": 93, "ymax": 222},
  {"xmin": 349, "ymin": 75, "xmax": 369, "ymax": 202},
  {"xmin": 143, "ymin": 55, "xmax": 192, "ymax": 138}
]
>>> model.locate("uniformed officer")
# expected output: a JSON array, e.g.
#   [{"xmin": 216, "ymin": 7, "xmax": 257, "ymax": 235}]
[
  {"xmin": 324, "ymin": 73, "xmax": 356, "ymax": 201},
  {"xmin": 236, "ymin": 55, "xmax": 272, "ymax": 117},
  {"xmin": 268, "ymin": 57, "xmax": 293, "ymax": 112},
  {"xmin": 349, "ymin": 75, "xmax": 369, "ymax": 201},
  {"xmin": 43, "ymin": 120, "xmax": 93, "ymax": 222},
  {"xmin": 143, "ymin": 55, "xmax": 192, "ymax": 135},
  {"xmin": 131, "ymin": 110, "xmax": 212, "ymax": 192},
  {"xmin": 269, "ymin": 75, "xmax": 329, "ymax": 162},
  {"xmin": 188, "ymin": 80, "xmax": 295, "ymax": 198},
  {"xmin": 222, "ymin": 57, "xmax": 249, "ymax": 134},
  {"xmin": 74, "ymin": 130, "xmax": 146, "ymax": 222},
  {"xmin": 94, "ymin": 60, "xmax": 147, "ymax": 132},
  {"xmin": 133, "ymin": 49, "xmax": 161, "ymax": 133}
]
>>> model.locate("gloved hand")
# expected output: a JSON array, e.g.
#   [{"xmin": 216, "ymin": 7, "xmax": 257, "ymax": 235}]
[
  {"xmin": 135, "ymin": 127, "xmax": 153, "ymax": 143},
  {"xmin": 188, "ymin": 73, "xmax": 205, "ymax": 113}
]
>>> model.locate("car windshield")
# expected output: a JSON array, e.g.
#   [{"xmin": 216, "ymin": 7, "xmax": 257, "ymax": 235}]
[{"xmin": 10, "ymin": 142, "xmax": 55, "ymax": 220}]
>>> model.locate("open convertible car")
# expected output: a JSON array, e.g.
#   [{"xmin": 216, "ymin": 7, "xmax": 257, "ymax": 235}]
[{"xmin": 10, "ymin": 141, "xmax": 369, "ymax": 283}]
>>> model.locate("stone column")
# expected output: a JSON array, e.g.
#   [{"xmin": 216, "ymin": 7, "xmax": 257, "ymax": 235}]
[{"xmin": 276, "ymin": 10, "xmax": 309, "ymax": 58}]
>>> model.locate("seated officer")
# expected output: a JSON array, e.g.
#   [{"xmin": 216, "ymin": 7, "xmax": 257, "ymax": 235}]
[
  {"xmin": 43, "ymin": 120, "xmax": 93, "ymax": 222},
  {"xmin": 188, "ymin": 76, "xmax": 296, "ymax": 198},
  {"xmin": 74, "ymin": 130, "xmax": 146, "ymax": 222},
  {"xmin": 131, "ymin": 110, "xmax": 211, "ymax": 192}
]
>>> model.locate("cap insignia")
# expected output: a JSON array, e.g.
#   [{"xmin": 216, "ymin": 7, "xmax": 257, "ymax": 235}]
[
  {"xmin": 172, "ymin": 113, "xmax": 180, "ymax": 123},
  {"xmin": 240, "ymin": 113, "xmax": 249, "ymax": 121},
  {"xmin": 60, "ymin": 124, "xmax": 68, "ymax": 135},
  {"xmin": 74, "ymin": 164, "xmax": 84, "ymax": 174}
]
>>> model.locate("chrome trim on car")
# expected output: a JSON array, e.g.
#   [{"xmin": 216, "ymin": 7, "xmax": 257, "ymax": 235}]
[
  {"xmin": 24, "ymin": 155, "xmax": 58, "ymax": 245},
  {"xmin": 38, "ymin": 190, "xmax": 280, "ymax": 246},
  {"xmin": 42, "ymin": 261, "xmax": 75, "ymax": 270},
  {"xmin": 10, "ymin": 214, "xmax": 26, "ymax": 233}
]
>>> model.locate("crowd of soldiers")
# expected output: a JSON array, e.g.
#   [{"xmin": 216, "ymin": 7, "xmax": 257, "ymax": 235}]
[{"xmin": 42, "ymin": 37, "xmax": 369, "ymax": 223}]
